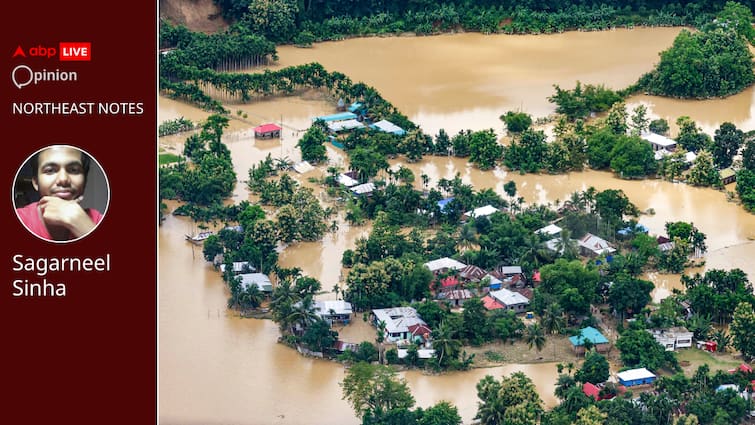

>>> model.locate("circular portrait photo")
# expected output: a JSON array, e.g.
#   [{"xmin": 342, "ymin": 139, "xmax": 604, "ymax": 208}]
[{"xmin": 13, "ymin": 145, "xmax": 109, "ymax": 243}]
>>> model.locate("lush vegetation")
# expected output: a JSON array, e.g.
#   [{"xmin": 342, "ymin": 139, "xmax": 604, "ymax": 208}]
[
  {"xmin": 158, "ymin": 117, "xmax": 195, "ymax": 136},
  {"xmin": 213, "ymin": 0, "xmax": 732, "ymax": 42},
  {"xmin": 640, "ymin": 2, "xmax": 755, "ymax": 98}
]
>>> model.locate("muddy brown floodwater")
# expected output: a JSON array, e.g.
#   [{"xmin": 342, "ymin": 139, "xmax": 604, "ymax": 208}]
[{"xmin": 159, "ymin": 28, "xmax": 755, "ymax": 425}]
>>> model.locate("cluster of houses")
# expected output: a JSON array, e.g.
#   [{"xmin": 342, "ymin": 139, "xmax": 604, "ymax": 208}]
[{"xmin": 640, "ymin": 131, "xmax": 737, "ymax": 185}]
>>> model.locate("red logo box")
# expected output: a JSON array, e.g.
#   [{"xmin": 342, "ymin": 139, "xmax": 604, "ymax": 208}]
[{"xmin": 59, "ymin": 42, "xmax": 91, "ymax": 61}]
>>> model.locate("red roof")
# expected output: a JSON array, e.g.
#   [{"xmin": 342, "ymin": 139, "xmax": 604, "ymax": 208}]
[
  {"xmin": 532, "ymin": 270, "xmax": 541, "ymax": 282},
  {"xmin": 583, "ymin": 382, "xmax": 600, "ymax": 400},
  {"xmin": 482, "ymin": 295, "xmax": 503, "ymax": 310},
  {"xmin": 408, "ymin": 324, "xmax": 432, "ymax": 338},
  {"xmin": 441, "ymin": 276, "xmax": 459, "ymax": 288},
  {"xmin": 254, "ymin": 123, "xmax": 281, "ymax": 133}
]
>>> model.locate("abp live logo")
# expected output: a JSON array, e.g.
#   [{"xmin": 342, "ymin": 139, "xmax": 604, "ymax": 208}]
[
  {"xmin": 59, "ymin": 42, "xmax": 91, "ymax": 61},
  {"xmin": 12, "ymin": 42, "xmax": 91, "ymax": 61}
]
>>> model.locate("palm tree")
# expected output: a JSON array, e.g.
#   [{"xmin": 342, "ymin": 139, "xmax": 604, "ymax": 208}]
[
  {"xmin": 554, "ymin": 229, "xmax": 579, "ymax": 259},
  {"xmin": 457, "ymin": 223, "xmax": 478, "ymax": 252},
  {"xmin": 432, "ymin": 320, "xmax": 461, "ymax": 368},
  {"xmin": 541, "ymin": 303, "xmax": 566, "ymax": 359},
  {"xmin": 524, "ymin": 323, "xmax": 546, "ymax": 354}
]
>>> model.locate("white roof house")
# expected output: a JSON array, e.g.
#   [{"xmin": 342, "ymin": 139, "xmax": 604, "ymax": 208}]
[
  {"xmin": 536, "ymin": 224, "xmax": 563, "ymax": 236},
  {"xmin": 336, "ymin": 173, "xmax": 359, "ymax": 187},
  {"xmin": 489, "ymin": 288, "xmax": 530, "ymax": 312},
  {"xmin": 424, "ymin": 257, "xmax": 466, "ymax": 274},
  {"xmin": 371, "ymin": 119, "xmax": 406, "ymax": 136},
  {"xmin": 292, "ymin": 161, "xmax": 314, "ymax": 174},
  {"xmin": 373, "ymin": 307, "xmax": 429, "ymax": 342},
  {"xmin": 641, "ymin": 132, "xmax": 677, "ymax": 151},
  {"xmin": 327, "ymin": 119, "xmax": 364, "ymax": 133},
  {"xmin": 314, "ymin": 300, "xmax": 352, "ymax": 316},
  {"xmin": 579, "ymin": 233, "xmax": 616, "ymax": 256},
  {"xmin": 464, "ymin": 205, "xmax": 499, "ymax": 219},
  {"xmin": 350, "ymin": 182, "xmax": 375, "ymax": 195},
  {"xmin": 238, "ymin": 273, "xmax": 273, "ymax": 292},
  {"xmin": 219, "ymin": 261, "xmax": 256, "ymax": 274},
  {"xmin": 616, "ymin": 367, "xmax": 656, "ymax": 386}
]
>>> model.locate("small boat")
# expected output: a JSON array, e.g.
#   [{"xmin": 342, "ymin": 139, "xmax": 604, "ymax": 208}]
[{"xmin": 185, "ymin": 231, "xmax": 214, "ymax": 245}]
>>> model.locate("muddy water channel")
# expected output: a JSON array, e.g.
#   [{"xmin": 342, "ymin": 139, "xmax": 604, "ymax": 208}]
[{"xmin": 160, "ymin": 29, "xmax": 755, "ymax": 425}]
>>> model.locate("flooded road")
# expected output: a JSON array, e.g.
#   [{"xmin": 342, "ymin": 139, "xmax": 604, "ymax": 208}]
[{"xmin": 160, "ymin": 28, "xmax": 755, "ymax": 424}]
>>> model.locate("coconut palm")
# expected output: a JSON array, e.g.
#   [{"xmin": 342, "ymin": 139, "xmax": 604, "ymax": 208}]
[
  {"xmin": 432, "ymin": 320, "xmax": 461, "ymax": 368},
  {"xmin": 541, "ymin": 303, "xmax": 566, "ymax": 359},
  {"xmin": 524, "ymin": 323, "xmax": 546, "ymax": 354}
]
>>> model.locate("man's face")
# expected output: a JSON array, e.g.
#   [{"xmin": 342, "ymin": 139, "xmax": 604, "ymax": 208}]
[{"xmin": 32, "ymin": 146, "xmax": 86, "ymax": 200}]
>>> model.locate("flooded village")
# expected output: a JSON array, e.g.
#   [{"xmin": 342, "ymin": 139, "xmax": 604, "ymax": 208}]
[{"xmin": 158, "ymin": 3, "xmax": 755, "ymax": 424}]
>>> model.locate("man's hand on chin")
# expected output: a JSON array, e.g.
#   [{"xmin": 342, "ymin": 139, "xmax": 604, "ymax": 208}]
[{"xmin": 38, "ymin": 195, "xmax": 95, "ymax": 238}]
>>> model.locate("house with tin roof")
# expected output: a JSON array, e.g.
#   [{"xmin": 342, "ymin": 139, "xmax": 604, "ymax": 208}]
[
  {"xmin": 372, "ymin": 307, "xmax": 431, "ymax": 343},
  {"xmin": 486, "ymin": 288, "xmax": 530, "ymax": 312},
  {"xmin": 569, "ymin": 326, "xmax": 610, "ymax": 355}
]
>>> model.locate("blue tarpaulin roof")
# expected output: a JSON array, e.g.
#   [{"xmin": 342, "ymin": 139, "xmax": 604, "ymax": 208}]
[
  {"xmin": 618, "ymin": 223, "xmax": 649, "ymax": 236},
  {"xmin": 314, "ymin": 112, "xmax": 358, "ymax": 122},
  {"xmin": 347, "ymin": 102, "xmax": 363, "ymax": 112},
  {"xmin": 569, "ymin": 326, "xmax": 609, "ymax": 346},
  {"xmin": 437, "ymin": 197, "xmax": 454, "ymax": 211}
]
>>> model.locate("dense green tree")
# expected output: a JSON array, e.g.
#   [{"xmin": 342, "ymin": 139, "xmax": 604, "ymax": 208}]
[
  {"xmin": 349, "ymin": 147, "xmax": 389, "ymax": 182},
  {"xmin": 605, "ymin": 102, "xmax": 628, "ymax": 135},
  {"xmin": 503, "ymin": 129, "xmax": 548, "ymax": 173},
  {"xmin": 501, "ymin": 111, "xmax": 533, "ymax": 133},
  {"xmin": 301, "ymin": 318, "xmax": 338, "ymax": 352},
  {"xmin": 730, "ymin": 301, "xmax": 755, "ymax": 360},
  {"xmin": 642, "ymin": 27, "xmax": 755, "ymax": 98},
  {"xmin": 609, "ymin": 135, "xmax": 657, "ymax": 178},
  {"xmin": 462, "ymin": 297, "xmax": 489, "ymax": 345},
  {"xmin": 675, "ymin": 116, "xmax": 711, "ymax": 153},
  {"xmin": 649, "ymin": 118, "xmax": 670, "ymax": 135},
  {"xmin": 687, "ymin": 150, "xmax": 720, "ymax": 186},
  {"xmin": 539, "ymin": 259, "xmax": 600, "ymax": 321},
  {"xmin": 434, "ymin": 129, "xmax": 451, "ymax": 155},
  {"xmin": 418, "ymin": 401, "xmax": 462, "ymax": 425},
  {"xmin": 736, "ymin": 168, "xmax": 755, "ymax": 211},
  {"xmin": 714, "ymin": 1, "xmax": 755, "ymax": 44},
  {"xmin": 742, "ymin": 137, "xmax": 755, "ymax": 170},
  {"xmin": 243, "ymin": 0, "xmax": 299, "ymax": 42},
  {"xmin": 341, "ymin": 362, "xmax": 415, "ymax": 419},
  {"xmin": 630, "ymin": 104, "xmax": 650, "ymax": 136},
  {"xmin": 711, "ymin": 122, "xmax": 744, "ymax": 168},
  {"xmin": 608, "ymin": 274, "xmax": 654, "ymax": 320},
  {"xmin": 469, "ymin": 129, "xmax": 503, "ymax": 170},
  {"xmin": 586, "ymin": 127, "xmax": 619, "ymax": 170},
  {"xmin": 575, "ymin": 351, "xmax": 610, "ymax": 384},
  {"xmin": 616, "ymin": 328, "xmax": 679, "ymax": 372},
  {"xmin": 475, "ymin": 372, "xmax": 544, "ymax": 425},
  {"xmin": 297, "ymin": 124, "xmax": 328, "ymax": 164}
]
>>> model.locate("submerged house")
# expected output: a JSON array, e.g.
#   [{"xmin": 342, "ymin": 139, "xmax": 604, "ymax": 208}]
[
  {"xmin": 641, "ymin": 132, "xmax": 677, "ymax": 152},
  {"xmin": 313, "ymin": 300, "xmax": 353, "ymax": 326},
  {"xmin": 371, "ymin": 119, "xmax": 406, "ymax": 136},
  {"xmin": 253, "ymin": 123, "xmax": 281, "ymax": 139},
  {"xmin": 578, "ymin": 233, "xmax": 616, "ymax": 257},
  {"xmin": 372, "ymin": 307, "xmax": 430, "ymax": 343},
  {"xmin": 238, "ymin": 273, "xmax": 274, "ymax": 293}
]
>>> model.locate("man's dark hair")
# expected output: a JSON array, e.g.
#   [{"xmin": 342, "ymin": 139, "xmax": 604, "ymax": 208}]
[{"xmin": 30, "ymin": 146, "xmax": 91, "ymax": 180}]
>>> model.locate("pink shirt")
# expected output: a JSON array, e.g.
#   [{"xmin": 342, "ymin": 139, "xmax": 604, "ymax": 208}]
[{"xmin": 16, "ymin": 201, "xmax": 103, "ymax": 241}]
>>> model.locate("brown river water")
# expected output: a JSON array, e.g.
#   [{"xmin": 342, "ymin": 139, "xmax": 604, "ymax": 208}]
[{"xmin": 159, "ymin": 28, "xmax": 755, "ymax": 425}]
